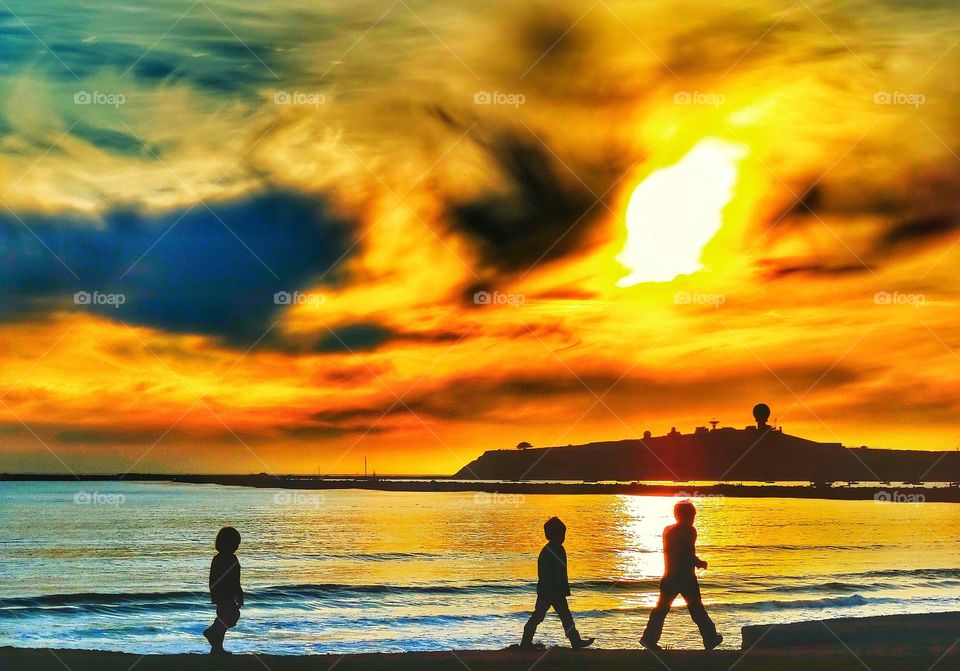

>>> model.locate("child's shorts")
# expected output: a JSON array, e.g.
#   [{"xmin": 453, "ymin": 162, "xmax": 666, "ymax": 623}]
[{"xmin": 215, "ymin": 603, "xmax": 241, "ymax": 629}]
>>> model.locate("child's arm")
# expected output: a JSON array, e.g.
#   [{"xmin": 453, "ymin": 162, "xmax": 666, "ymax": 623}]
[
  {"xmin": 208, "ymin": 558, "xmax": 217, "ymax": 602},
  {"xmin": 692, "ymin": 528, "xmax": 708, "ymax": 569},
  {"xmin": 235, "ymin": 559, "xmax": 244, "ymax": 607}
]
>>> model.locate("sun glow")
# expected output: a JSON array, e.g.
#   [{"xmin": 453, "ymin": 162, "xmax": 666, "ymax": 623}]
[{"xmin": 617, "ymin": 138, "xmax": 748, "ymax": 286}]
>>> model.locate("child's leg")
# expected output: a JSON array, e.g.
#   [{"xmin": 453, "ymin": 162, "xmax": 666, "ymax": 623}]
[
  {"xmin": 204, "ymin": 619, "xmax": 226, "ymax": 651},
  {"xmin": 552, "ymin": 597, "xmax": 580, "ymax": 642},
  {"xmin": 521, "ymin": 596, "xmax": 550, "ymax": 645},
  {"xmin": 641, "ymin": 580, "xmax": 680, "ymax": 645},
  {"xmin": 679, "ymin": 579, "xmax": 718, "ymax": 644}
]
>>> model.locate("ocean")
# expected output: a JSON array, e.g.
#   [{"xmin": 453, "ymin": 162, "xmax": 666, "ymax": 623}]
[{"xmin": 1, "ymin": 481, "xmax": 958, "ymax": 654}]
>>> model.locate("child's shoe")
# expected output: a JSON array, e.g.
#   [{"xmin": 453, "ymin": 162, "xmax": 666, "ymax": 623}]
[
  {"xmin": 571, "ymin": 636, "xmax": 595, "ymax": 650},
  {"xmin": 640, "ymin": 637, "xmax": 663, "ymax": 651}
]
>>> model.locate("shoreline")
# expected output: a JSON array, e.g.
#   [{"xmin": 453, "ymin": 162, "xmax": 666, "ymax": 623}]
[
  {"xmin": 4, "ymin": 611, "xmax": 958, "ymax": 670},
  {"xmin": 4, "ymin": 473, "xmax": 960, "ymax": 502}
]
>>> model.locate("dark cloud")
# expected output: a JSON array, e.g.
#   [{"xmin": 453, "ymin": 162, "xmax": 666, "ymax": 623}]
[
  {"xmin": 51, "ymin": 424, "xmax": 270, "ymax": 446},
  {"xmin": 760, "ymin": 261, "xmax": 871, "ymax": 280},
  {"xmin": 70, "ymin": 122, "xmax": 165, "ymax": 158},
  {"xmin": 0, "ymin": 5, "xmax": 284, "ymax": 96},
  {"xmin": 447, "ymin": 130, "xmax": 603, "ymax": 274},
  {"xmin": 283, "ymin": 322, "xmax": 468, "ymax": 354},
  {"xmin": 0, "ymin": 190, "xmax": 356, "ymax": 347},
  {"xmin": 56, "ymin": 428, "xmax": 175, "ymax": 445},
  {"xmin": 305, "ymin": 362, "xmax": 861, "ymax": 427},
  {"xmin": 875, "ymin": 213, "xmax": 960, "ymax": 253},
  {"xmin": 279, "ymin": 424, "xmax": 390, "ymax": 439}
]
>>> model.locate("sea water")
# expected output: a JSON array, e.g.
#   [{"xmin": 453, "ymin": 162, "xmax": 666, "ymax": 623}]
[{"xmin": 1, "ymin": 481, "xmax": 958, "ymax": 654}]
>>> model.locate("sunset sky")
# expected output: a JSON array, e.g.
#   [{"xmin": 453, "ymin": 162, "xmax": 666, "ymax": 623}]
[{"xmin": 2, "ymin": 0, "xmax": 960, "ymax": 474}]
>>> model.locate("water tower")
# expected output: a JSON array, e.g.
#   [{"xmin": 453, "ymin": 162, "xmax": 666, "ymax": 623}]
[{"xmin": 753, "ymin": 403, "xmax": 771, "ymax": 430}]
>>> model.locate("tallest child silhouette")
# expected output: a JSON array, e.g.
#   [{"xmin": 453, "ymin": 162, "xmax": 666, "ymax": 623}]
[{"xmin": 641, "ymin": 500, "xmax": 722, "ymax": 651}]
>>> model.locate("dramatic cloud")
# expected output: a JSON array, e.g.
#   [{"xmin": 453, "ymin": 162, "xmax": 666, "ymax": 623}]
[
  {"xmin": 3, "ymin": 0, "xmax": 960, "ymax": 474},
  {"xmin": 1, "ymin": 191, "xmax": 354, "ymax": 346}
]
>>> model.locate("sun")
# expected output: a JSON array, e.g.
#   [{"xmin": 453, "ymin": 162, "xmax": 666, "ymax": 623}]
[{"xmin": 617, "ymin": 138, "xmax": 748, "ymax": 287}]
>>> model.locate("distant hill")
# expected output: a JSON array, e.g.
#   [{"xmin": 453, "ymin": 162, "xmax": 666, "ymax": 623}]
[{"xmin": 454, "ymin": 409, "xmax": 960, "ymax": 482}]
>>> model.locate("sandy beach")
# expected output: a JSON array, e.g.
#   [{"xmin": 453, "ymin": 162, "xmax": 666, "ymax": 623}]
[
  {"xmin": 3, "ymin": 646, "xmax": 956, "ymax": 671},
  {"xmin": 8, "ymin": 612, "xmax": 959, "ymax": 670}
]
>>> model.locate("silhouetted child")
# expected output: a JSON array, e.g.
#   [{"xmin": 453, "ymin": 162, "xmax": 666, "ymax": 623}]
[
  {"xmin": 640, "ymin": 500, "xmax": 722, "ymax": 651},
  {"xmin": 202, "ymin": 526, "xmax": 244, "ymax": 655},
  {"xmin": 520, "ymin": 517, "xmax": 595, "ymax": 650}
]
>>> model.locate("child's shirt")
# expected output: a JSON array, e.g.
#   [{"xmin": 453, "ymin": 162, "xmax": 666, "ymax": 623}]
[
  {"xmin": 536, "ymin": 542, "xmax": 571, "ymax": 596},
  {"xmin": 662, "ymin": 523, "xmax": 698, "ymax": 577},
  {"xmin": 209, "ymin": 552, "xmax": 242, "ymax": 605}
]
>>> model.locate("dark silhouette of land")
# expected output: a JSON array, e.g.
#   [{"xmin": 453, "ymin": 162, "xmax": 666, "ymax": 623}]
[
  {"xmin": 5, "ymin": 473, "xmax": 960, "ymax": 501},
  {"xmin": 455, "ymin": 404, "xmax": 960, "ymax": 483},
  {"xmin": 7, "ymin": 402, "xmax": 960, "ymax": 500}
]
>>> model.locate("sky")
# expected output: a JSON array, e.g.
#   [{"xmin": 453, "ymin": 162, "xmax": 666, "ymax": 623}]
[{"xmin": 2, "ymin": 0, "xmax": 960, "ymax": 475}]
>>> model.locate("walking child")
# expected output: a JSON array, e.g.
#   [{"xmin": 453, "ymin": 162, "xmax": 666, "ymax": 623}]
[
  {"xmin": 520, "ymin": 516, "xmax": 595, "ymax": 650},
  {"xmin": 640, "ymin": 500, "xmax": 722, "ymax": 651},
  {"xmin": 203, "ymin": 526, "xmax": 244, "ymax": 655}
]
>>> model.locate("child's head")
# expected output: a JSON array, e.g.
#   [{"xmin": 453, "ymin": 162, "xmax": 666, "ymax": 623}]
[
  {"xmin": 543, "ymin": 516, "xmax": 566, "ymax": 544},
  {"xmin": 674, "ymin": 500, "xmax": 697, "ymax": 525},
  {"xmin": 215, "ymin": 526, "xmax": 241, "ymax": 554}
]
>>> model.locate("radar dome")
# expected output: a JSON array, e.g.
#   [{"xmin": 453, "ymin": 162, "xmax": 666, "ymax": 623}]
[{"xmin": 753, "ymin": 403, "xmax": 771, "ymax": 428}]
